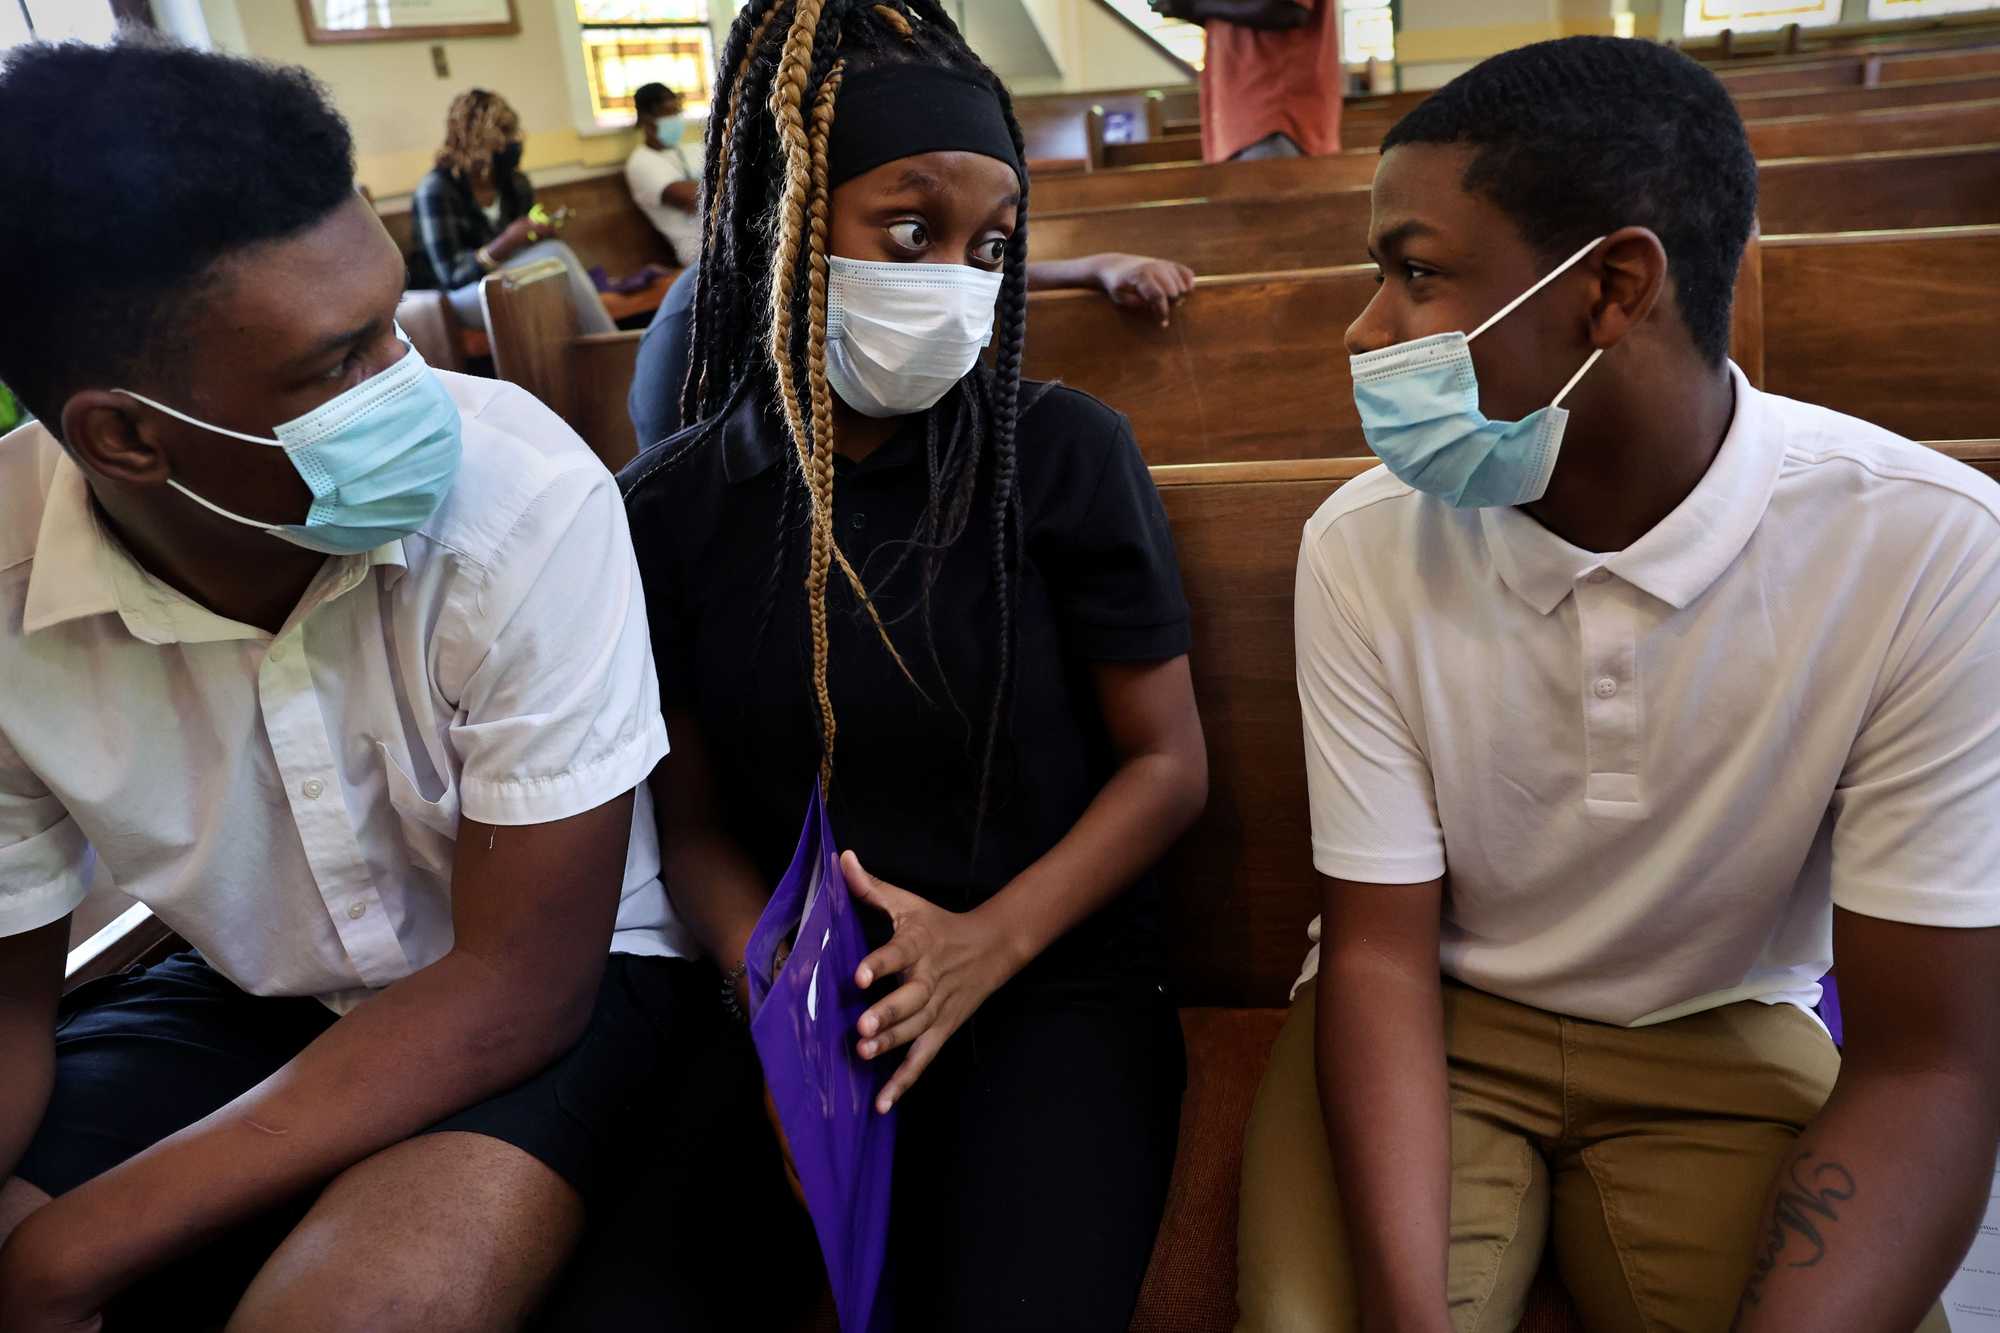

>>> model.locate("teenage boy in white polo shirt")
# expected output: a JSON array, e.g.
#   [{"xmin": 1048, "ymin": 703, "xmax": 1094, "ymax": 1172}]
[
  {"xmin": 1237, "ymin": 37, "xmax": 1999, "ymax": 1333},
  {"xmin": 0, "ymin": 42, "xmax": 727, "ymax": 1332}
]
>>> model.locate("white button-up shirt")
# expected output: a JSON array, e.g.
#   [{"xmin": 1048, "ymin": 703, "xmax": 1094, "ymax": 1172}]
[
  {"xmin": 1294, "ymin": 365, "xmax": 2000, "ymax": 1026},
  {"xmin": 0, "ymin": 373, "xmax": 691, "ymax": 1012}
]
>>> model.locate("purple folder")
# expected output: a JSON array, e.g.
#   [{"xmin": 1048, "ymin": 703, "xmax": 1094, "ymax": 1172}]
[{"xmin": 746, "ymin": 785, "xmax": 896, "ymax": 1333}]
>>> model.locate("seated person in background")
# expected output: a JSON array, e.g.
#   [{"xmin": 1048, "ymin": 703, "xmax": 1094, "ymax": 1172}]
[
  {"xmin": 624, "ymin": 81, "xmax": 702, "ymax": 266},
  {"xmin": 0, "ymin": 42, "xmax": 721, "ymax": 1332},
  {"xmin": 1237, "ymin": 37, "xmax": 1992, "ymax": 1333},
  {"xmin": 414, "ymin": 87, "xmax": 616, "ymax": 335},
  {"xmin": 629, "ymin": 245, "xmax": 1198, "ymax": 448},
  {"xmin": 612, "ymin": 2, "xmax": 1207, "ymax": 1326}
]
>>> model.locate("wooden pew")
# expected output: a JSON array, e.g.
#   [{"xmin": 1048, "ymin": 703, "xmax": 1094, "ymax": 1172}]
[
  {"xmin": 1035, "ymin": 150, "xmax": 1380, "ymax": 213},
  {"xmin": 1735, "ymin": 71, "xmax": 2000, "ymax": 120},
  {"xmin": 1035, "ymin": 190, "xmax": 1374, "ymax": 274},
  {"xmin": 1757, "ymin": 142, "xmax": 2000, "ymax": 233},
  {"xmin": 1747, "ymin": 96, "xmax": 2000, "ymax": 158},
  {"xmin": 1763, "ymin": 223, "xmax": 2000, "ymax": 443},
  {"xmin": 1030, "ymin": 145, "xmax": 2000, "ymax": 276},
  {"xmin": 1024, "ymin": 226, "xmax": 2000, "ymax": 463}
]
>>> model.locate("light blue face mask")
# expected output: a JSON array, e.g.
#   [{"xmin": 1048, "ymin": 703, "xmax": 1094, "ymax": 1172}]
[
  {"xmin": 1349, "ymin": 234, "xmax": 1608, "ymax": 509},
  {"xmin": 115, "ymin": 337, "xmax": 463, "ymax": 556},
  {"xmin": 653, "ymin": 114, "xmax": 685, "ymax": 147}
]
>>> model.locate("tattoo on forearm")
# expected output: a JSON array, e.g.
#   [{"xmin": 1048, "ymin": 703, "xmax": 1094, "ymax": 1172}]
[{"xmin": 1738, "ymin": 1152, "xmax": 1858, "ymax": 1313}]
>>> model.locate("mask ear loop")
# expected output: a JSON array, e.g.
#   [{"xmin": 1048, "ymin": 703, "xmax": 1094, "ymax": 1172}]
[
  {"xmin": 109, "ymin": 389, "xmax": 283, "ymax": 447},
  {"xmin": 1468, "ymin": 234, "xmax": 1609, "ymax": 343}
]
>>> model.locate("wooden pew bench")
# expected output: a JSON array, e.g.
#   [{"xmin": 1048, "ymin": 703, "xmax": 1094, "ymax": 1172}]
[
  {"xmin": 1030, "ymin": 145, "xmax": 2000, "ymax": 280},
  {"xmin": 1041, "ymin": 100, "xmax": 2000, "ymax": 218}
]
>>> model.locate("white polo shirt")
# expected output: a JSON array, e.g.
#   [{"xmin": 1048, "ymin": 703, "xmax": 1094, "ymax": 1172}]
[
  {"xmin": 1294, "ymin": 364, "xmax": 2000, "ymax": 1026},
  {"xmin": 0, "ymin": 372, "xmax": 694, "ymax": 1013},
  {"xmin": 624, "ymin": 143, "xmax": 702, "ymax": 266}
]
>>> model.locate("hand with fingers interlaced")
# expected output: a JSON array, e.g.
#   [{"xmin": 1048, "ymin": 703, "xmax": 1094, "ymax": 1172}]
[{"xmin": 844, "ymin": 850, "xmax": 1025, "ymax": 1114}]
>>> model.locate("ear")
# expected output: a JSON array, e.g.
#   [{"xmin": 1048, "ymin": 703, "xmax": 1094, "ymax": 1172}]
[
  {"xmin": 1586, "ymin": 225, "xmax": 1669, "ymax": 351},
  {"xmin": 59, "ymin": 390, "xmax": 174, "ymax": 488}
]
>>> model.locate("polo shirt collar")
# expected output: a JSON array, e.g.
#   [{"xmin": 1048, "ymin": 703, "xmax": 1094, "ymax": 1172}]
[
  {"xmin": 1481, "ymin": 363, "xmax": 1778, "ymax": 615},
  {"xmin": 22, "ymin": 455, "xmax": 407, "ymax": 644}
]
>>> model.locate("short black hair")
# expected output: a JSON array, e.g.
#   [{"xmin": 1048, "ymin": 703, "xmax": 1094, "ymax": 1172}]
[
  {"xmin": 1383, "ymin": 36, "xmax": 1757, "ymax": 365},
  {"xmin": 634, "ymin": 82, "xmax": 679, "ymax": 116},
  {"xmin": 0, "ymin": 39, "xmax": 355, "ymax": 428}
]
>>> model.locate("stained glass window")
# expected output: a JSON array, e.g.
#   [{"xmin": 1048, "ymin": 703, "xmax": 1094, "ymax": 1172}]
[{"xmin": 575, "ymin": 0, "xmax": 715, "ymax": 128}]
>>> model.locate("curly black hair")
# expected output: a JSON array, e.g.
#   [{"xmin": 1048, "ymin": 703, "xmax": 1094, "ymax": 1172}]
[
  {"xmin": 0, "ymin": 39, "xmax": 356, "ymax": 429},
  {"xmin": 1383, "ymin": 36, "xmax": 1757, "ymax": 364}
]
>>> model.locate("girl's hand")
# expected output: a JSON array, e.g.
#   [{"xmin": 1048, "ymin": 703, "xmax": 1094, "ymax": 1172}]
[{"xmin": 846, "ymin": 851, "xmax": 1020, "ymax": 1113}]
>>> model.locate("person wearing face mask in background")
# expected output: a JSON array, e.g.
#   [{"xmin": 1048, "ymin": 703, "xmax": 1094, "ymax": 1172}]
[
  {"xmin": 0, "ymin": 43, "xmax": 737, "ymax": 1333},
  {"xmin": 413, "ymin": 87, "xmax": 617, "ymax": 335},
  {"xmin": 625, "ymin": 82, "xmax": 703, "ymax": 266},
  {"xmin": 601, "ymin": 5, "xmax": 1209, "ymax": 1329},
  {"xmin": 1237, "ymin": 37, "xmax": 1995, "ymax": 1333}
]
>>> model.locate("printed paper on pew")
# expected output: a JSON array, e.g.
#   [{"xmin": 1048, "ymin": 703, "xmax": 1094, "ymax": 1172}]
[{"xmin": 1945, "ymin": 1153, "xmax": 2000, "ymax": 1328}]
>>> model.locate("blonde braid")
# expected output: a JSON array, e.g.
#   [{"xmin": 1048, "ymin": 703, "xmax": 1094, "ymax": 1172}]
[
  {"xmin": 806, "ymin": 63, "xmax": 926, "ymax": 702},
  {"xmin": 767, "ymin": 0, "xmax": 840, "ymax": 785}
]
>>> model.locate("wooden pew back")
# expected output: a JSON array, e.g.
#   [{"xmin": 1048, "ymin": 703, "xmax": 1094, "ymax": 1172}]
[
  {"xmin": 1747, "ymin": 97, "xmax": 2000, "ymax": 158},
  {"xmin": 1034, "ymin": 151, "xmax": 1380, "ymax": 213},
  {"xmin": 1735, "ymin": 71, "xmax": 2000, "ymax": 120},
  {"xmin": 1031, "ymin": 146, "xmax": 2000, "ymax": 276},
  {"xmin": 1756, "ymin": 142, "xmax": 2000, "ymax": 232},
  {"xmin": 1763, "ymin": 223, "xmax": 2000, "ymax": 442},
  {"xmin": 1151, "ymin": 458, "xmax": 1370, "ymax": 1004}
]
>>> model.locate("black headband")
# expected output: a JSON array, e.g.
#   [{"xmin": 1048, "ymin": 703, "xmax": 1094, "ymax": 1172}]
[{"xmin": 827, "ymin": 65, "xmax": 1022, "ymax": 190}]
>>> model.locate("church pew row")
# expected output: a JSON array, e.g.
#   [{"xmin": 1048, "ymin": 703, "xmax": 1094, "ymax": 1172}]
[
  {"xmin": 1025, "ymin": 226, "xmax": 1999, "ymax": 462},
  {"xmin": 1103, "ymin": 69, "xmax": 2000, "ymax": 166},
  {"xmin": 485, "ymin": 225, "xmax": 1997, "ymax": 472},
  {"xmin": 1709, "ymin": 42, "xmax": 2000, "ymax": 93},
  {"xmin": 68, "ymin": 440, "xmax": 2000, "ymax": 1331},
  {"xmin": 1685, "ymin": 16, "xmax": 2000, "ymax": 66},
  {"xmin": 1029, "ymin": 145, "xmax": 2000, "ymax": 278},
  {"xmin": 1040, "ymin": 99, "xmax": 2000, "ymax": 212},
  {"xmin": 1746, "ymin": 95, "xmax": 2000, "ymax": 159}
]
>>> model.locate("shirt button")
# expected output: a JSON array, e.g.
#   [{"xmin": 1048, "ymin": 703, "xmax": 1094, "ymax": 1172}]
[
  {"xmin": 1594, "ymin": 677, "xmax": 1619, "ymax": 699},
  {"xmin": 269, "ymin": 643, "xmax": 287, "ymax": 662},
  {"xmin": 850, "ymin": 512, "xmax": 867, "ymax": 532},
  {"xmin": 1585, "ymin": 569, "xmax": 1611, "ymax": 585},
  {"xmin": 302, "ymin": 778, "xmax": 325, "ymax": 800},
  {"xmin": 347, "ymin": 901, "xmax": 368, "ymax": 920}
]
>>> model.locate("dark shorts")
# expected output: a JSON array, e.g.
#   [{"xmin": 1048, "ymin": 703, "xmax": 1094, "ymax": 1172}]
[{"xmin": 17, "ymin": 950, "xmax": 748, "ymax": 1330}]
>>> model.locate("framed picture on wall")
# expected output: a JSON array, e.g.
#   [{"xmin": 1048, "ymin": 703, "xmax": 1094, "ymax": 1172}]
[{"xmin": 297, "ymin": 0, "xmax": 520, "ymax": 44}]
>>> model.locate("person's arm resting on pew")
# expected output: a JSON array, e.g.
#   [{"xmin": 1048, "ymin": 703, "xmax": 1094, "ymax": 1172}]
[
  {"xmin": 661, "ymin": 180, "xmax": 699, "ymax": 211},
  {"xmin": 1731, "ymin": 912, "xmax": 2000, "ymax": 1332},
  {"xmin": 1317, "ymin": 875, "xmax": 1453, "ymax": 1333},
  {"xmin": 1027, "ymin": 253, "xmax": 1197, "ymax": 326},
  {"xmin": 0, "ymin": 794, "xmax": 633, "ymax": 1326}
]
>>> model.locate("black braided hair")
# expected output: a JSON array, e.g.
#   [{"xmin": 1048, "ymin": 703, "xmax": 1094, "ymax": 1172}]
[{"xmin": 682, "ymin": 0, "xmax": 1033, "ymax": 855}]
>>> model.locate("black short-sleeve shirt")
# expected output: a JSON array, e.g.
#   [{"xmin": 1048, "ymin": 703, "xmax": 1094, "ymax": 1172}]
[{"xmin": 621, "ymin": 378, "xmax": 1190, "ymax": 983}]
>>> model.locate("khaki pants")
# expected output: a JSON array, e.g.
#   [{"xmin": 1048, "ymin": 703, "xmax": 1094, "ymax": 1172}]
[{"xmin": 1237, "ymin": 981, "xmax": 1951, "ymax": 1333}]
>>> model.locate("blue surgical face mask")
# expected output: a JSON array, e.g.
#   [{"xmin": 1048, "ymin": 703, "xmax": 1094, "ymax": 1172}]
[
  {"xmin": 1349, "ymin": 234, "xmax": 1608, "ymax": 509},
  {"xmin": 653, "ymin": 114, "xmax": 685, "ymax": 147},
  {"xmin": 115, "ymin": 337, "xmax": 464, "ymax": 556}
]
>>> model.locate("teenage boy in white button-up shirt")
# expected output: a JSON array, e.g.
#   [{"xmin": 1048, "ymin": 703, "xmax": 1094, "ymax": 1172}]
[
  {"xmin": 1238, "ymin": 38, "xmax": 1996, "ymax": 1333},
  {"xmin": 0, "ymin": 44, "xmax": 726, "ymax": 1332}
]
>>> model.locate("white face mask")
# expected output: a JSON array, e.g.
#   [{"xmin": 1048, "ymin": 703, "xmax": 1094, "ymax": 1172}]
[{"xmin": 824, "ymin": 256, "xmax": 1003, "ymax": 419}]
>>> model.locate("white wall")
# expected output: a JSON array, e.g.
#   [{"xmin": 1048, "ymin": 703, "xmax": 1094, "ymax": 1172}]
[
  {"xmin": 192, "ymin": 0, "xmax": 1178, "ymax": 198},
  {"xmin": 1018, "ymin": 0, "xmax": 1193, "ymax": 92}
]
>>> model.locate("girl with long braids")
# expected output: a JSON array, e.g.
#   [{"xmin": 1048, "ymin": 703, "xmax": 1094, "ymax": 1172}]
[{"xmin": 620, "ymin": 1, "xmax": 1208, "ymax": 1325}]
